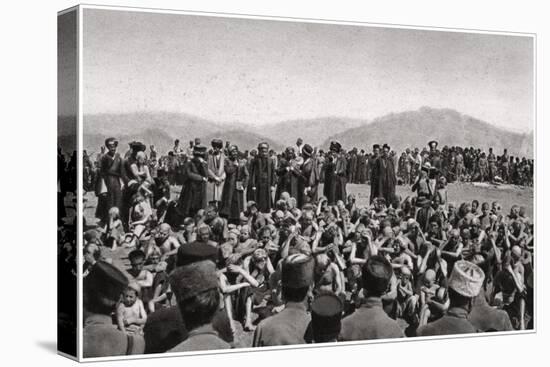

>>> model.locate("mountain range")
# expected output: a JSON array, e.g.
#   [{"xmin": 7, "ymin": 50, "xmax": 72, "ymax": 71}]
[{"xmin": 57, "ymin": 107, "xmax": 533, "ymax": 158}]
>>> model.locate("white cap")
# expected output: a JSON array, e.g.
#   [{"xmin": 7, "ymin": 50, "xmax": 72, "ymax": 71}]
[{"xmin": 448, "ymin": 260, "xmax": 485, "ymax": 297}]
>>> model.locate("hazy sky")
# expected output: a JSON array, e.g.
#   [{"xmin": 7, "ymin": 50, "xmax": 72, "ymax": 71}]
[{"xmin": 82, "ymin": 8, "xmax": 534, "ymax": 132}]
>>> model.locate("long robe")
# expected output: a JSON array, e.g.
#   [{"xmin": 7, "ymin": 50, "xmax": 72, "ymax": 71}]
[
  {"xmin": 275, "ymin": 158, "xmax": 301, "ymax": 203},
  {"xmin": 177, "ymin": 158, "xmax": 208, "ymax": 218},
  {"xmin": 368, "ymin": 155, "xmax": 379, "ymax": 204},
  {"xmin": 219, "ymin": 158, "xmax": 249, "ymax": 222},
  {"xmin": 328, "ymin": 154, "xmax": 347, "ymax": 205},
  {"xmin": 249, "ymin": 156, "xmax": 276, "ymax": 213},
  {"xmin": 373, "ymin": 155, "xmax": 397, "ymax": 204},
  {"xmin": 207, "ymin": 152, "xmax": 226, "ymax": 204},
  {"xmin": 299, "ymin": 157, "xmax": 320, "ymax": 207},
  {"xmin": 348, "ymin": 153, "xmax": 358, "ymax": 183},
  {"xmin": 357, "ymin": 154, "xmax": 367, "ymax": 184},
  {"xmin": 99, "ymin": 152, "xmax": 126, "ymax": 222},
  {"xmin": 323, "ymin": 159, "xmax": 335, "ymax": 204}
]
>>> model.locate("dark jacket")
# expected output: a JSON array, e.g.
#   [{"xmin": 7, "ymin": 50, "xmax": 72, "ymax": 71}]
[
  {"xmin": 253, "ymin": 302, "xmax": 311, "ymax": 347},
  {"xmin": 177, "ymin": 158, "xmax": 208, "ymax": 217},
  {"xmin": 416, "ymin": 307, "xmax": 477, "ymax": 336},
  {"xmin": 340, "ymin": 297, "xmax": 404, "ymax": 341}
]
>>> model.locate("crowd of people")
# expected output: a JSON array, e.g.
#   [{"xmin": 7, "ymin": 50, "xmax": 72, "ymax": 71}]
[{"xmin": 58, "ymin": 135, "xmax": 534, "ymax": 357}]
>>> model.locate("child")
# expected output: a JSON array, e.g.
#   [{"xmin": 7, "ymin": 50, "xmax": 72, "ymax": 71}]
[
  {"xmin": 102, "ymin": 207, "xmax": 124, "ymax": 251},
  {"xmin": 241, "ymin": 249, "xmax": 275, "ymax": 331},
  {"xmin": 396, "ymin": 266, "xmax": 418, "ymax": 324},
  {"xmin": 124, "ymin": 193, "xmax": 153, "ymax": 248},
  {"xmin": 418, "ymin": 269, "xmax": 449, "ymax": 326},
  {"xmin": 116, "ymin": 282, "xmax": 147, "ymax": 336}
]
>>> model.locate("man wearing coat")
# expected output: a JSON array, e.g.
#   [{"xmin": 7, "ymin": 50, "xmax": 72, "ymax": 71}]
[
  {"xmin": 299, "ymin": 144, "xmax": 319, "ymax": 207},
  {"xmin": 329, "ymin": 141, "xmax": 347, "ymax": 205},
  {"xmin": 372, "ymin": 144, "xmax": 397, "ymax": 205},
  {"xmin": 99, "ymin": 137, "xmax": 127, "ymax": 223},
  {"xmin": 220, "ymin": 145, "xmax": 249, "ymax": 225},
  {"xmin": 368, "ymin": 144, "xmax": 380, "ymax": 204},
  {"xmin": 207, "ymin": 139, "xmax": 226, "ymax": 209},
  {"xmin": 249, "ymin": 142, "xmax": 276, "ymax": 213},
  {"xmin": 177, "ymin": 145, "xmax": 209, "ymax": 218}
]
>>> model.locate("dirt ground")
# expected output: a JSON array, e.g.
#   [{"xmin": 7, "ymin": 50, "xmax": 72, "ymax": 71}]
[{"xmin": 79, "ymin": 181, "xmax": 533, "ymax": 347}]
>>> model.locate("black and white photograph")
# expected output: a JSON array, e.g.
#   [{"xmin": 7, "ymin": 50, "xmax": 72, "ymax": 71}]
[{"xmin": 56, "ymin": 4, "xmax": 535, "ymax": 361}]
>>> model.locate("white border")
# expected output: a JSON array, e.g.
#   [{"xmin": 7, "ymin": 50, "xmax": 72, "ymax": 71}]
[{"xmin": 75, "ymin": 3, "xmax": 537, "ymax": 363}]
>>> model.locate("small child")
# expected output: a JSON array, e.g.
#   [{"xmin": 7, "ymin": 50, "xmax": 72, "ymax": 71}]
[
  {"xmin": 116, "ymin": 282, "xmax": 147, "ymax": 336},
  {"xmin": 103, "ymin": 207, "xmax": 124, "ymax": 251},
  {"xmin": 419, "ymin": 269, "xmax": 439, "ymax": 326},
  {"xmin": 127, "ymin": 250, "xmax": 154, "ymax": 302},
  {"xmin": 396, "ymin": 267, "xmax": 418, "ymax": 325}
]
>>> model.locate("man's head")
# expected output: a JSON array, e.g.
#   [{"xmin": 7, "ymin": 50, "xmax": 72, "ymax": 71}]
[
  {"xmin": 296, "ymin": 138, "xmax": 303, "ymax": 146},
  {"xmin": 258, "ymin": 142, "xmax": 269, "ymax": 157},
  {"xmin": 83, "ymin": 261, "xmax": 128, "ymax": 315},
  {"xmin": 372, "ymin": 144, "xmax": 380, "ymax": 155},
  {"xmin": 211, "ymin": 138, "xmax": 223, "ymax": 154},
  {"xmin": 156, "ymin": 223, "xmax": 171, "ymax": 241},
  {"xmin": 104, "ymin": 137, "xmax": 118, "ymax": 155},
  {"xmin": 281, "ymin": 253, "xmax": 314, "ymax": 303},
  {"xmin": 169, "ymin": 260, "xmax": 220, "ymax": 331},
  {"xmin": 361, "ymin": 255, "xmax": 393, "ymax": 297},
  {"xmin": 310, "ymin": 293, "xmax": 343, "ymax": 343},
  {"xmin": 197, "ymin": 225, "xmax": 211, "ymax": 242},
  {"xmin": 447, "ymin": 260, "xmax": 485, "ymax": 311},
  {"xmin": 84, "ymin": 243, "xmax": 101, "ymax": 265},
  {"xmin": 128, "ymin": 250, "xmax": 146, "ymax": 273}
]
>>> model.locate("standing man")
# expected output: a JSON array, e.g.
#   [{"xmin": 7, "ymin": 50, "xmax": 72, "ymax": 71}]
[
  {"xmin": 253, "ymin": 253, "xmax": 314, "ymax": 346},
  {"xmin": 177, "ymin": 145, "xmax": 209, "ymax": 219},
  {"xmin": 99, "ymin": 138, "xmax": 126, "ymax": 223},
  {"xmin": 249, "ymin": 142, "xmax": 277, "ymax": 213},
  {"xmin": 207, "ymin": 139, "xmax": 226, "ymax": 209},
  {"xmin": 326, "ymin": 141, "xmax": 347, "ymax": 205},
  {"xmin": 368, "ymin": 144, "xmax": 380, "ymax": 204},
  {"xmin": 299, "ymin": 144, "xmax": 320, "ymax": 207},
  {"xmin": 220, "ymin": 145, "xmax": 249, "ymax": 225},
  {"xmin": 416, "ymin": 260, "xmax": 484, "ymax": 336},
  {"xmin": 340, "ymin": 255, "xmax": 404, "ymax": 341},
  {"xmin": 372, "ymin": 144, "xmax": 397, "ymax": 204}
]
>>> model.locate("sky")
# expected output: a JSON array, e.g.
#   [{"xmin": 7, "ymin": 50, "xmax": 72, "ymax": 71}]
[{"xmin": 81, "ymin": 8, "xmax": 534, "ymax": 132}]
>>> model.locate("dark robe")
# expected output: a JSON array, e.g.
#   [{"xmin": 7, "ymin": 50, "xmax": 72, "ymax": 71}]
[
  {"xmin": 99, "ymin": 152, "xmax": 126, "ymax": 222},
  {"xmin": 220, "ymin": 158, "xmax": 249, "ymax": 223},
  {"xmin": 275, "ymin": 158, "xmax": 301, "ymax": 203},
  {"xmin": 368, "ymin": 155, "xmax": 379, "ymax": 204},
  {"xmin": 330, "ymin": 154, "xmax": 348, "ymax": 204},
  {"xmin": 348, "ymin": 153, "xmax": 358, "ymax": 183},
  {"xmin": 357, "ymin": 154, "xmax": 367, "ymax": 184},
  {"xmin": 373, "ymin": 155, "xmax": 397, "ymax": 204},
  {"xmin": 323, "ymin": 158, "xmax": 336, "ymax": 205},
  {"xmin": 249, "ymin": 156, "xmax": 276, "ymax": 213},
  {"xmin": 177, "ymin": 158, "xmax": 208, "ymax": 218},
  {"xmin": 299, "ymin": 157, "xmax": 320, "ymax": 207}
]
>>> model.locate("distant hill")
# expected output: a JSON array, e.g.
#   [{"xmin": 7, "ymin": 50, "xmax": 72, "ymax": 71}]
[
  {"xmin": 71, "ymin": 112, "xmax": 282, "ymax": 155},
  {"xmin": 322, "ymin": 107, "xmax": 533, "ymax": 158},
  {"xmin": 254, "ymin": 117, "xmax": 366, "ymax": 148},
  {"xmin": 204, "ymin": 130, "xmax": 284, "ymax": 153},
  {"xmin": 56, "ymin": 108, "xmax": 533, "ymax": 158},
  {"xmin": 82, "ymin": 112, "xmax": 224, "ymax": 140}
]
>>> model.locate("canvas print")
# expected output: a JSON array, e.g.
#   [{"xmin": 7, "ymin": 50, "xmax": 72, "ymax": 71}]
[{"xmin": 61, "ymin": 5, "xmax": 535, "ymax": 360}]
